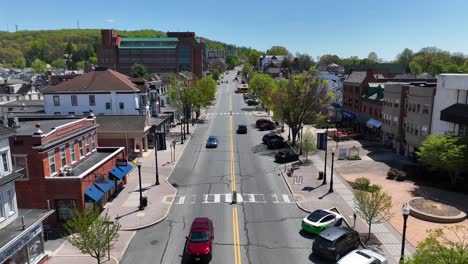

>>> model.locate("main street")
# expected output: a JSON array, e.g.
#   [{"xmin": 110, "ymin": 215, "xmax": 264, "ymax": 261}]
[{"xmin": 122, "ymin": 69, "xmax": 313, "ymax": 264}]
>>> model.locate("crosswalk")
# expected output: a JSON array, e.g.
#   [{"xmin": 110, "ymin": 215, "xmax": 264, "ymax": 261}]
[
  {"xmin": 206, "ymin": 112, "xmax": 253, "ymax": 116},
  {"xmin": 173, "ymin": 193, "xmax": 295, "ymax": 205}
]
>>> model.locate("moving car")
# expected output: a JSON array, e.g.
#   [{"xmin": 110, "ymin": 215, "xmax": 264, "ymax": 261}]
[
  {"xmin": 312, "ymin": 226, "xmax": 360, "ymax": 261},
  {"xmin": 337, "ymin": 249, "xmax": 388, "ymax": 264},
  {"xmin": 236, "ymin": 125, "xmax": 247, "ymax": 134},
  {"xmin": 266, "ymin": 138, "xmax": 288, "ymax": 149},
  {"xmin": 274, "ymin": 149, "xmax": 299, "ymax": 163},
  {"xmin": 262, "ymin": 133, "xmax": 283, "ymax": 144},
  {"xmin": 206, "ymin": 136, "xmax": 218, "ymax": 148},
  {"xmin": 184, "ymin": 217, "xmax": 214, "ymax": 262},
  {"xmin": 301, "ymin": 209, "xmax": 344, "ymax": 234}
]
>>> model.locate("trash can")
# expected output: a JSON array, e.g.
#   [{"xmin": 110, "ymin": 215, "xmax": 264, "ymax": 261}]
[
  {"xmin": 141, "ymin": 197, "xmax": 148, "ymax": 207},
  {"xmin": 318, "ymin": 171, "xmax": 324, "ymax": 180}
]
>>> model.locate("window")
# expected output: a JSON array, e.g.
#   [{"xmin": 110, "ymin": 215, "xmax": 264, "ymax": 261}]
[
  {"xmin": 12, "ymin": 155, "xmax": 28, "ymax": 180},
  {"xmin": 48, "ymin": 150, "xmax": 56, "ymax": 175},
  {"xmin": 15, "ymin": 96, "xmax": 19, "ymax": 101},
  {"xmin": 119, "ymin": 102, "xmax": 125, "ymax": 110},
  {"xmin": 68, "ymin": 112, "xmax": 75, "ymax": 115},
  {"xmin": 28, "ymin": 234, "xmax": 44, "ymax": 263},
  {"xmin": 1, "ymin": 152, "xmax": 9, "ymax": 173},
  {"xmin": 6, "ymin": 189, "xmax": 15, "ymax": 215},
  {"xmin": 71, "ymin": 95, "xmax": 78, "ymax": 106},
  {"xmin": 355, "ymin": 86, "xmax": 359, "ymax": 94},
  {"xmin": 415, "ymin": 128, "xmax": 419, "ymax": 136},
  {"xmin": 6, "ymin": 96, "xmax": 9, "ymax": 101},
  {"xmin": 374, "ymin": 109, "xmax": 378, "ymax": 117},
  {"xmin": 60, "ymin": 146, "xmax": 66, "ymax": 167},
  {"xmin": 28, "ymin": 94, "xmax": 32, "ymax": 100},
  {"xmin": 70, "ymin": 142, "xmax": 76, "ymax": 162},
  {"xmin": 395, "ymin": 99, "xmax": 400, "ymax": 108},
  {"xmin": 91, "ymin": 134, "xmax": 96, "ymax": 150},
  {"xmin": 0, "ymin": 194, "xmax": 4, "ymax": 220},
  {"xmin": 417, "ymin": 104, "xmax": 421, "ymax": 113},
  {"xmin": 105, "ymin": 102, "xmax": 111, "ymax": 110},
  {"xmin": 53, "ymin": 96, "xmax": 60, "ymax": 106},
  {"xmin": 56, "ymin": 199, "xmax": 76, "ymax": 222},
  {"xmin": 363, "ymin": 105, "xmax": 366, "ymax": 113},
  {"xmin": 89, "ymin": 95, "xmax": 96, "ymax": 106},
  {"xmin": 369, "ymin": 107, "xmax": 373, "ymax": 115},
  {"xmin": 54, "ymin": 112, "xmax": 61, "ymax": 115},
  {"xmin": 79, "ymin": 140, "xmax": 84, "ymax": 157},
  {"xmin": 85, "ymin": 136, "xmax": 90, "ymax": 154},
  {"xmin": 422, "ymin": 105, "xmax": 429, "ymax": 114}
]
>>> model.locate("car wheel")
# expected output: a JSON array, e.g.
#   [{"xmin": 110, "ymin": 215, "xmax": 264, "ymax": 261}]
[
  {"xmin": 335, "ymin": 252, "xmax": 341, "ymax": 261},
  {"xmin": 355, "ymin": 239, "xmax": 360, "ymax": 248}
]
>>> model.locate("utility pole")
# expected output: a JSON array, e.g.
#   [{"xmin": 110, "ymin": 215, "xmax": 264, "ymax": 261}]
[{"xmin": 154, "ymin": 130, "xmax": 160, "ymax": 185}]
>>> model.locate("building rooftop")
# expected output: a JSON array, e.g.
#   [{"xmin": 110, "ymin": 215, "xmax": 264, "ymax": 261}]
[
  {"xmin": 1, "ymin": 100, "xmax": 44, "ymax": 107},
  {"xmin": 120, "ymin": 37, "xmax": 178, "ymax": 42},
  {"xmin": 68, "ymin": 148, "xmax": 120, "ymax": 177},
  {"xmin": 96, "ymin": 115, "xmax": 150, "ymax": 132},
  {"xmin": 119, "ymin": 45, "xmax": 177, "ymax": 49},
  {"xmin": 345, "ymin": 71, "xmax": 368, "ymax": 84},
  {"xmin": 14, "ymin": 119, "xmax": 80, "ymax": 136},
  {"xmin": 0, "ymin": 125, "xmax": 15, "ymax": 139},
  {"xmin": 41, "ymin": 68, "xmax": 142, "ymax": 93}
]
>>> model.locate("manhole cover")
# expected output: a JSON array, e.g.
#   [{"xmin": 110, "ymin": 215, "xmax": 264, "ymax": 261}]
[{"xmin": 150, "ymin": 240, "xmax": 158, "ymax": 245}]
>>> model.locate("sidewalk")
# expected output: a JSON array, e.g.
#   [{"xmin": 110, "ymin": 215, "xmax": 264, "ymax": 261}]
[{"xmin": 47, "ymin": 124, "xmax": 196, "ymax": 263}]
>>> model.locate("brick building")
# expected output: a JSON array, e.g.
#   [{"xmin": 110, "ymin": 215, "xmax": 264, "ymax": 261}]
[
  {"xmin": 359, "ymin": 83, "xmax": 384, "ymax": 138},
  {"xmin": 344, "ymin": 63, "xmax": 405, "ymax": 78},
  {"xmin": 97, "ymin": 30, "xmax": 206, "ymax": 78},
  {"xmin": 10, "ymin": 116, "xmax": 131, "ymax": 227},
  {"xmin": 342, "ymin": 71, "xmax": 374, "ymax": 131}
]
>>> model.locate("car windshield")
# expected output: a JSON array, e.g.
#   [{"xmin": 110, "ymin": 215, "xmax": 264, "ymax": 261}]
[
  {"xmin": 190, "ymin": 231, "xmax": 209, "ymax": 242},
  {"xmin": 307, "ymin": 210, "xmax": 329, "ymax": 222},
  {"xmin": 208, "ymin": 137, "xmax": 216, "ymax": 141}
]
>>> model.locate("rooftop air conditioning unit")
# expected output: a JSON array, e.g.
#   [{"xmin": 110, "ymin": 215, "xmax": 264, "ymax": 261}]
[{"xmin": 63, "ymin": 165, "xmax": 74, "ymax": 176}]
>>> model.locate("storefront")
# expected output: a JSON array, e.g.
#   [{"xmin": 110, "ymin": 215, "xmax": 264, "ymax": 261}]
[
  {"xmin": 109, "ymin": 160, "xmax": 134, "ymax": 192},
  {"xmin": 0, "ymin": 220, "xmax": 49, "ymax": 264},
  {"xmin": 341, "ymin": 109, "xmax": 357, "ymax": 131}
]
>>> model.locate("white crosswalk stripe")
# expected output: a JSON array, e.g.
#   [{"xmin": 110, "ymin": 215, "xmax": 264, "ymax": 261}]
[
  {"xmin": 206, "ymin": 112, "xmax": 253, "ymax": 115},
  {"xmin": 173, "ymin": 193, "xmax": 293, "ymax": 205}
]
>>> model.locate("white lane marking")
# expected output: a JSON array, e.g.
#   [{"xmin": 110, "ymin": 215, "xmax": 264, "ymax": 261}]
[
  {"xmin": 224, "ymin": 193, "xmax": 232, "ymax": 203},
  {"xmin": 214, "ymin": 194, "xmax": 220, "ymax": 203},
  {"xmin": 175, "ymin": 196, "xmax": 185, "ymax": 204},
  {"xmin": 236, "ymin": 193, "xmax": 244, "ymax": 203},
  {"xmin": 272, "ymin": 194, "xmax": 279, "ymax": 203},
  {"xmin": 191, "ymin": 195, "xmax": 197, "ymax": 204},
  {"xmin": 282, "ymin": 194, "xmax": 293, "ymax": 203},
  {"xmin": 172, "ymin": 193, "xmax": 293, "ymax": 205},
  {"xmin": 246, "ymin": 194, "xmax": 256, "ymax": 203}
]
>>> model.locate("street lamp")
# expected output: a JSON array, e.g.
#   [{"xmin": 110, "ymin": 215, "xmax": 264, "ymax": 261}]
[
  {"xmin": 180, "ymin": 116, "xmax": 184, "ymax": 144},
  {"xmin": 137, "ymin": 160, "xmax": 144, "ymax": 210},
  {"xmin": 322, "ymin": 127, "xmax": 329, "ymax": 185},
  {"xmin": 154, "ymin": 130, "xmax": 160, "ymax": 185},
  {"xmin": 328, "ymin": 147, "xmax": 336, "ymax": 193},
  {"xmin": 400, "ymin": 202, "xmax": 410, "ymax": 262},
  {"xmin": 299, "ymin": 125, "xmax": 304, "ymax": 155}
]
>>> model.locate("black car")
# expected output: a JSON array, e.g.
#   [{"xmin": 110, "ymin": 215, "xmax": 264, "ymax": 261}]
[
  {"xmin": 247, "ymin": 99, "xmax": 259, "ymax": 106},
  {"xmin": 312, "ymin": 226, "xmax": 360, "ymax": 261},
  {"xmin": 274, "ymin": 150, "xmax": 299, "ymax": 163},
  {"xmin": 259, "ymin": 122, "xmax": 275, "ymax": 131},
  {"xmin": 236, "ymin": 125, "xmax": 247, "ymax": 134},
  {"xmin": 262, "ymin": 134, "xmax": 283, "ymax": 144},
  {"xmin": 266, "ymin": 138, "xmax": 288, "ymax": 149}
]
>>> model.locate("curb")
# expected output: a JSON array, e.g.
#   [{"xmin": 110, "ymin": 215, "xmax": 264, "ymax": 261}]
[
  {"xmin": 48, "ymin": 255, "xmax": 119, "ymax": 264},
  {"xmin": 279, "ymin": 168, "xmax": 311, "ymax": 213},
  {"xmin": 119, "ymin": 123, "xmax": 198, "ymax": 231}
]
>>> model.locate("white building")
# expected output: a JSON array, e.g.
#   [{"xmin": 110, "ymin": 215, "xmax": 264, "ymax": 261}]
[
  {"xmin": 431, "ymin": 74, "xmax": 468, "ymax": 136},
  {"xmin": 41, "ymin": 68, "xmax": 150, "ymax": 117}
]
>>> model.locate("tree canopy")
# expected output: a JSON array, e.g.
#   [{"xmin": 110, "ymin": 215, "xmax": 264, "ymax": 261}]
[
  {"xmin": 248, "ymin": 73, "xmax": 277, "ymax": 110},
  {"xmin": 130, "ymin": 64, "xmax": 149, "ymax": 78},
  {"xmin": 225, "ymin": 55, "xmax": 239, "ymax": 69},
  {"xmin": 266, "ymin": 46, "xmax": 289, "ymax": 55}
]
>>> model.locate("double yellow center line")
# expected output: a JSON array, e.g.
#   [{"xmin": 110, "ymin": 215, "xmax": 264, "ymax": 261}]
[{"xmin": 230, "ymin": 95, "xmax": 241, "ymax": 264}]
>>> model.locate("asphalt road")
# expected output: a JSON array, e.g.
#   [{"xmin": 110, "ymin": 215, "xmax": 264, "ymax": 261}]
[{"xmin": 122, "ymin": 68, "xmax": 322, "ymax": 264}]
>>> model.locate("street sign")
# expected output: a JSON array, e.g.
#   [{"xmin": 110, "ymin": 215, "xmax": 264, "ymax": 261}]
[
  {"xmin": 116, "ymin": 159, "xmax": 128, "ymax": 167},
  {"xmin": 317, "ymin": 133, "xmax": 326, "ymax": 150}
]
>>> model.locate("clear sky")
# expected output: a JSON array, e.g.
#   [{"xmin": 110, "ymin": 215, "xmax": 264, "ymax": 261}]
[{"xmin": 2, "ymin": 0, "xmax": 467, "ymax": 60}]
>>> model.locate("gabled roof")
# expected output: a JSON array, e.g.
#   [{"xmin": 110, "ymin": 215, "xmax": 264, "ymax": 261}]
[
  {"xmin": 0, "ymin": 125, "xmax": 15, "ymax": 139},
  {"xmin": 362, "ymin": 85, "xmax": 384, "ymax": 103},
  {"xmin": 344, "ymin": 71, "xmax": 368, "ymax": 84},
  {"xmin": 41, "ymin": 68, "xmax": 141, "ymax": 93}
]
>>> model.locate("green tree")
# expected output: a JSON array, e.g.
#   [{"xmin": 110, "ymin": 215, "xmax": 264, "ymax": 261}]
[
  {"xmin": 51, "ymin": 59, "xmax": 66, "ymax": 69},
  {"xmin": 416, "ymin": 134, "xmax": 467, "ymax": 185},
  {"xmin": 14, "ymin": 57, "xmax": 26, "ymax": 69},
  {"xmin": 300, "ymin": 128, "xmax": 317, "ymax": 160},
  {"xmin": 130, "ymin": 64, "xmax": 148, "ymax": 78},
  {"xmin": 270, "ymin": 71, "xmax": 330, "ymax": 146},
  {"xmin": 210, "ymin": 59, "xmax": 227, "ymax": 73},
  {"xmin": 212, "ymin": 69, "xmax": 221, "ymax": 81},
  {"xmin": 292, "ymin": 53, "xmax": 315, "ymax": 72},
  {"xmin": 89, "ymin": 56, "xmax": 97, "ymax": 64},
  {"xmin": 65, "ymin": 208, "xmax": 120, "ymax": 264},
  {"xmin": 266, "ymin": 46, "xmax": 289, "ymax": 55},
  {"xmin": 445, "ymin": 63, "xmax": 460, "ymax": 73},
  {"xmin": 241, "ymin": 62, "xmax": 252, "ymax": 79},
  {"xmin": 341, "ymin": 56, "xmax": 361, "ymax": 66},
  {"xmin": 353, "ymin": 188, "xmax": 393, "ymax": 241},
  {"xmin": 193, "ymin": 76, "xmax": 217, "ymax": 115},
  {"xmin": 76, "ymin": 61, "xmax": 86, "ymax": 70},
  {"xmin": 428, "ymin": 61, "xmax": 447, "ymax": 76},
  {"xmin": 404, "ymin": 225, "xmax": 468, "ymax": 264},
  {"xmin": 410, "ymin": 62, "xmax": 423, "ymax": 75},
  {"xmin": 396, "ymin": 48, "xmax": 414, "ymax": 73},
  {"xmin": 248, "ymin": 50, "xmax": 262, "ymax": 68},
  {"xmin": 225, "ymin": 55, "xmax": 238, "ymax": 69},
  {"xmin": 450, "ymin": 52, "xmax": 466, "ymax": 66},
  {"xmin": 248, "ymin": 73, "xmax": 277, "ymax": 111},
  {"xmin": 31, "ymin": 60, "xmax": 47, "ymax": 73},
  {"xmin": 318, "ymin": 54, "xmax": 342, "ymax": 66},
  {"xmin": 0, "ymin": 47, "xmax": 24, "ymax": 65}
]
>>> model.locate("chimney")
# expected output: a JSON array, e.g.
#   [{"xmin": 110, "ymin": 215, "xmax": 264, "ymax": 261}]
[
  {"xmin": 87, "ymin": 109, "xmax": 96, "ymax": 124},
  {"xmin": 33, "ymin": 123, "xmax": 43, "ymax": 136},
  {"xmin": 32, "ymin": 123, "xmax": 45, "ymax": 146}
]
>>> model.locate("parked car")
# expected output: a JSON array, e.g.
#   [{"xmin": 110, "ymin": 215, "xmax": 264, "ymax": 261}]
[
  {"xmin": 236, "ymin": 125, "xmax": 247, "ymax": 134},
  {"xmin": 184, "ymin": 217, "xmax": 214, "ymax": 262},
  {"xmin": 301, "ymin": 209, "xmax": 343, "ymax": 234},
  {"xmin": 247, "ymin": 99, "xmax": 259, "ymax": 106},
  {"xmin": 312, "ymin": 226, "xmax": 360, "ymax": 261},
  {"xmin": 259, "ymin": 121, "xmax": 275, "ymax": 131},
  {"xmin": 262, "ymin": 133, "xmax": 283, "ymax": 144},
  {"xmin": 266, "ymin": 138, "xmax": 288, "ymax": 149},
  {"xmin": 337, "ymin": 249, "xmax": 387, "ymax": 264},
  {"xmin": 206, "ymin": 136, "xmax": 218, "ymax": 148},
  {"xmin": 274, "ymin": 149, "xmax": 299, "ymax": 163}
]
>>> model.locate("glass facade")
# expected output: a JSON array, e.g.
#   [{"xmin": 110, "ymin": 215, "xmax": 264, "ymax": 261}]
[{"xmin": 178, "ymin": 44, "xmax": 192, "ymax": 71}]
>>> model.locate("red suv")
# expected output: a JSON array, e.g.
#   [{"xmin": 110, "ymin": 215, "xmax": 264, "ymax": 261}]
[
  {"xmin": 185, "ymin": 217, "xmax": 214, "ymax": 262},
  {"xmin": 256, "ymin": 119, "xmax": 273, "ymax": 128}
]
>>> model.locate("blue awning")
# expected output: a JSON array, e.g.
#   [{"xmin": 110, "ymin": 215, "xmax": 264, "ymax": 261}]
[
  {"xmin": 341, "ymin": 109, "xmax": 357, "ymax": 120},
  {"xmin": 367, "ymin": 118, "xmax": 382, "ymax": 128},
  {"xmin": 109, "ymin": 164, "xmax": 134, "ymax": 180},
  {"xmin": 84, "ymin": 184, "xmax": 105, "ymax": 202},
  {"xmin": 95, "ymin": 180, "xmax": 115, "ymax": 193}
]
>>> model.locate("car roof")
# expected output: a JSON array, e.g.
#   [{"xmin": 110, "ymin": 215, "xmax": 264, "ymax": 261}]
[
  {"xmin": 191, "ymin": 217, "xmax": 211, "ymax": 230},
  {"xmin": 238, "ymin": 124, "xmax": 246, "ymax": 127},
  {"xmin": 208, "ymin": 136, "xmax": 217, "ymax": 139},
  {"xmin": 318, "ymin": 226, "xmax": 352, "ymax": 241},
  {"xmin": 337, "ymin": 249, "xmax": 386, "ymax": 264}
]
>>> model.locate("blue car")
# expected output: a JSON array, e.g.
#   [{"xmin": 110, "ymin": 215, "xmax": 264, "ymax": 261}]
[{"xmin": 206, "ymin": 136, "xmax": 218, "ymax": 148}]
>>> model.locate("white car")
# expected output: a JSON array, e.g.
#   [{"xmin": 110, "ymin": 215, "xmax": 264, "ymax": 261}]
[
  {"xmin": 301, "ymin": 209, "xmax": 343, "ymax": 234},
  {"xmin": 337, "ymin": 249, "xmax": 387, "ymax": 264}
]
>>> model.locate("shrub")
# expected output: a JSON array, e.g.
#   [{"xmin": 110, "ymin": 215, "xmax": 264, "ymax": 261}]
[
  {"xmin": 396, "ymin": 171, "xmax": 408, "ymax": 181},
  {"xmin": 387, "ymin": 168, "xmax": 399, "ymax": 179},
  {"xmin": 368, "ymin": 184, "xmax": 382, "ymax": 193},
  {"xmin": 355, "ymin": 177, "xmax": 371, "ymax": 191}
]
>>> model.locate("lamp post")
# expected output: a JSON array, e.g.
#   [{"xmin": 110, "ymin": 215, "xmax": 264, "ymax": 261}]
[
  {"xmin": 154, "ymin": 130, "xmax": 160, "ymax": 185},
  {"xmin": 328, "ymin": 147, "xmax": 336, "ymax": 193},
  {"xmin": 322, "ymin": 127, "xmax": 329, "ymax": 185},
  {"xmin": 400, "ymin": 202, "xmax": 410, "ymax": 262},
  {"xmin": 299, "ymin": 125, "xmax": 304, "ymax": 155},
  {"xmin": 137, "ymin": 160, "xmax": 144, "ymax": 210}
]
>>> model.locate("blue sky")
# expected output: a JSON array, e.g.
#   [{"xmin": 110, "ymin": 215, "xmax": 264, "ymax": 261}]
[{"xmin": 2, "ymin": 0, "xmax": 467, "ymax": 60}]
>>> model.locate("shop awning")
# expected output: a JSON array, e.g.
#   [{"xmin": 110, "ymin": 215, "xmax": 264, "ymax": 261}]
[
  {"xmin": 109, "ymin": 164, "xmax": 134, "ymax": 180},
  {"xmin": 367, "ymin": 118, "xmax": 382, "ymax": 128},
  {"xmin": 84, "ymin": 184, "xmax": 105, "ymax": 202},
  {"xmin": 341, "ymin": 109, "xmax": 357, "ymax": 120},
  {"xmin": 440, "ymin": 103, "xmax": 468, "ymax": 125},
  {"xmin": 95, "ymin": 180, "xmax": 115, "ymax": 194},
  {"xmin": 357, "ymin": 115, "xmax": 370, "ymax": 124}
]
